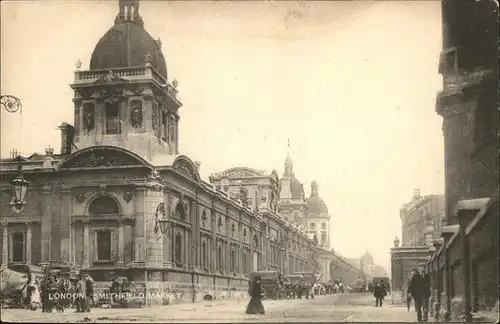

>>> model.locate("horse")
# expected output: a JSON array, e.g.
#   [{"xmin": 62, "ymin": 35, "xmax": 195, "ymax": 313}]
[{"xmin": 0, "ymin": 267, "xmax": 40, "ymax": 310}]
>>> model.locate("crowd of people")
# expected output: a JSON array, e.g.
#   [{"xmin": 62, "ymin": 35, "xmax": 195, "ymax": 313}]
[{"xmin": 39, "ymin": 271, "xmax": 94, "ymax": 313}]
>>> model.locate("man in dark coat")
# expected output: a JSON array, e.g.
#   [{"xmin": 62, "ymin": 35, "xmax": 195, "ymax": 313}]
[
  {"xmin": 409, "ymin": 263, "xmax": 431, "ymax": 322},
  {"xmin": 373, "ymin": 280, "xmax": 386, "ymax": 307}
]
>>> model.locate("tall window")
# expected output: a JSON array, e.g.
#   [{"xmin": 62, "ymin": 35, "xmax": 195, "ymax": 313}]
[
  {"xmin": 242, "ymin": 249, "xmax": 247, "ymax": 274},
  {"xmin": 175, "ymin": 232, "xmax": 182, "ymax": 264},
  {"xmin": 201, "ymin": 241, "xmax": 207, "ymax": 269},
  {"xmin": 230, "ymin": 245, "xmax": 236, "ymax": 273},
  {"xmin": 105, "ymin": 103, "xmax": 120, "ymax": 134},
  {"xmin": 97, "ymin": 230, "xmax": 112, "ymax": 261},
  {"xmin": 175, "ymin": 203, "xmax": 186, "ymax": 221},
  {"xmin": 12, "ymin": 232, "xmax": 25, "ymax": 262},
  {"xmin": 130, "ymin": 100, "xmax": 143, "ymax": 128},
  {"xmin": 161, "ymin": 112, "xmax": 167, "ymax": 142},
  {"xmin": 217, "ymin": 243, "xmax": 223, "ymax": 271},
  {"xmin": 321, "ymin": 231, "xmax": 327, "ymax": 244}
]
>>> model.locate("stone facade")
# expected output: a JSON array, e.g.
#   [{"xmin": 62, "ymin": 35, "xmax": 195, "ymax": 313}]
[
  {"xmin": 0, "ymin": 0, "xmax": 363, "ymax": 306},
  {"xmin": 400, "ymin": 190, "xmax": 445, "ymax": 247},
  {"xmin": 427, "ymin": 0, "xmax": 498, "ymax": 320}
]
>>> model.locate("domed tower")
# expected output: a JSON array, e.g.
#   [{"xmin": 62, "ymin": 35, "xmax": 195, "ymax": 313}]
[
  {"xmin": 69, "ymin": 0, "xmax": 182, "ymax": 160},
  {"xmin": 278, "ymin": 143, "xmax": 307, "ymax": 227},
  {"xmin": 305, "ymin": 180, "xmax": 331, "ymax": 248}
]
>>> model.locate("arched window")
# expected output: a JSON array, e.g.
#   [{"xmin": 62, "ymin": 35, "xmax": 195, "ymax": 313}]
[
  {"xmin": 175, "ymin": 232, "xmax": 182, "ymax": 264},
  {"xmin": 130, "ymin": 100, "xmax": 143, "ymax": 128},
  {"xmin": 175, "ymin": 203, "xmax": 185, "ymax": 221},
  {"xmin": 82, "ymin": 103, "xmax": 95, "ymax": 132},
  {"xmin": 89, "ymin": 196, "xmax": 119, "ymax": 215}
]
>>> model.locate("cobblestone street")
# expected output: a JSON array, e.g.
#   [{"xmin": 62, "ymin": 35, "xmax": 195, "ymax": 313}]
[{"xmin": 1, "ymin": 293, "xmax": 418, "ymax": 322}]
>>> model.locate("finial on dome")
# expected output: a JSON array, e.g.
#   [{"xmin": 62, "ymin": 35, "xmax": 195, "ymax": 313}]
[
  {"xmin": 311, "ymin": 181, "xmax": 319, "ymax": 197},
  {"xmin": 284, "ymin": 139, "xmax": 294, "ymax": 176}
]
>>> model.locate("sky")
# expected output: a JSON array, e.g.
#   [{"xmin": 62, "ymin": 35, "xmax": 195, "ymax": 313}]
[{"xmin": 0, "ymin": 0, "xmax": 444, "ymax": 272}]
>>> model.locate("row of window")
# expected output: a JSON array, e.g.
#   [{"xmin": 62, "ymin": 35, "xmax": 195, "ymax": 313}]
[{"xmin": 81, "ymin": 101, "xmax": 176, "ymax": 142}]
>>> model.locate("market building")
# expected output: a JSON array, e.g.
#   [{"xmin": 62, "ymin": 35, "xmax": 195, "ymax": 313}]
[{"xmin": 0, "ymin": 0, "xmax": 364, "ymax": 303}]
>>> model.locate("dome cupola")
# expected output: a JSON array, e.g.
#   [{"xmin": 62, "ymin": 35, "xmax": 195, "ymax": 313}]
[
  {"xmin": 306, "ymin": 180, "xmax": 329, "ymax": 215},
  {"xmin": 89, "ymin": 0, "xmax": 168, "ymax": 80}
]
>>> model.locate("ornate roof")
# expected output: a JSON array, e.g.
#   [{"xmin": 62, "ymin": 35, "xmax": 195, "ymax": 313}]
[
  {"xmin": 306, "ymin": 180, "xmax": 328, "ymax": 215},
  {"xmin": 89, "ymin": 0, "xmax": 168, "ymax": 80}
]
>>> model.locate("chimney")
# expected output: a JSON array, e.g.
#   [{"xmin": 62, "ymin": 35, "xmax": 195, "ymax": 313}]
[
  {"xmin": 413, "ymin": 188, "xmax": 421, "ymax": 199},
  {"xmin": 58, "ymin": 123, "xmax": 75, "ymax": 155}
]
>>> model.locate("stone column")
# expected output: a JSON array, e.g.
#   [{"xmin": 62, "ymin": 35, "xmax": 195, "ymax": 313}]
[
  {"xmin": 60, "ymin": 187, "xmax": 72, "ymax": 262},
  {"xmin": 225, "ymin": 219, "xmax": 230, "ymax": 275},
  {"xmin": 82, "ymin": 221, "xmax": 90, "ymax": 268},
  {"xmin": 134, "ymin": 187, "xmax": 146, "ymax": 262},
  {"xmin": 71, "ymin": 223, "xmax": 76, "ymax": 263},
  {"xmin": 211, "ymin": 211, "xmax": 217, "ymax": 271},
  {"xmin": 41, "ymin": 186, "xmax": 52, "ymax": 263},
  {"xmin": 1, "ymin": 225, "xmax": 8, "ymax": 266},
  {"xmin": 249, "ymin": 229, "xmax": 255, "ymax": 272},
  {"xmin": 26, "ymin": 223, "xmax": 32, "ymax": 265},
  {"xmin": 117, "ymin": 220, "xmax": 124, "ymax": 266}
]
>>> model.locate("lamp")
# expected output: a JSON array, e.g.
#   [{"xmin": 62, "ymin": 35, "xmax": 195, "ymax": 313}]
[
  {"xmin": 154, "ymin": 203, "xmax": 171, "ymax": 235},
  {"xmin": 10, "ymin": 161, "xmax": 29, "ymax": 214},
  {"xmin": 1, "ymin": 95, "xmax": 22, "ymax": 113}
]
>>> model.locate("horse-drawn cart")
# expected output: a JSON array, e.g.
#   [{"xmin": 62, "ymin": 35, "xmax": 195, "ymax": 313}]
[
  {"xmin": 250, "ymin": 271, "xmax": 285, "ymax": 300},
  {"xmin": 0, "ymin": 264, "xmax": 43, "ymax": 310}
]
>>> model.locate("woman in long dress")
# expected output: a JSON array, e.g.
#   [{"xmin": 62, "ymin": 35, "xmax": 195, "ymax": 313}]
[{"xmin": 245, "ymin": 277, "xmax": 265, "ymax": 315}]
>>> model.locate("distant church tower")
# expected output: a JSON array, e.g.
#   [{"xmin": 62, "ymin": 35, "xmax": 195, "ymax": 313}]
[
  {"xmin": 278, "ymin": 141, "xmax": 307, "ymax": 228},
  {"xmin": 305, "ymin": 181, "xmax": 331, "ymax": 248},
  {"xmin": 69, "ymin": 0, "xmax": 182, "ymax": 161}
]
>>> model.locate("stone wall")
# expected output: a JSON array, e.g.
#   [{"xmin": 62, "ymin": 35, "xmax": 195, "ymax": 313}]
[
  {"xmin": 430, "ymin": 196, "xmax": 498, "ymax": 321},
  {"xmin": 91, "ymin": 269, "xmax": 249, "ymax": 307}
]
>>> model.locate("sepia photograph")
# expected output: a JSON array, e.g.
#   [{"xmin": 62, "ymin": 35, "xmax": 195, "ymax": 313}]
[{"xmin": 0, "ymin": 0, "xmax": 498, "ymax": 322}]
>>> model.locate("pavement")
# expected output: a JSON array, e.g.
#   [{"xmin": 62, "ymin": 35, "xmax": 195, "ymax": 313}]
[{"xmin": 1, "ymin": 293, "xmax": 419, "ymax": 323}]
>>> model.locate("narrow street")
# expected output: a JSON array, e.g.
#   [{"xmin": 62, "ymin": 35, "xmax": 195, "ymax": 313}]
[{"xmin": 1, "ymin": 293, "xmax": 418, "ymax": 323}]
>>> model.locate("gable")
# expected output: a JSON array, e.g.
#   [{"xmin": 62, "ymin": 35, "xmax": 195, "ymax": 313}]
[
  {"xmin": 172, "ymin": 156, "xmax": 201, "ymax": 183},
  {"xmin": 57, "ymin": 146, "xmax": 150, "ymax": 169}
]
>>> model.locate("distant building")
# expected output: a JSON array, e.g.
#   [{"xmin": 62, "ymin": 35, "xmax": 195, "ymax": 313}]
[
  {"xmin": 277, "ymin": 152, "xmax": 362, "ymax": 284},
  {"xmin": 400, "ymin": 189, "xmax": 445, "ymax": 247},
  {"xmin": 390, "ymin": 189, "xmax": 445, "ymax": 299}
]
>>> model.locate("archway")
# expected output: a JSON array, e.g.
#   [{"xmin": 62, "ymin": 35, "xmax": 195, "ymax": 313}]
[
  {"xmin": 89, "ymin": 196, "xmax": 120, "ymax": 215},
  {"xmin": 88, "ymin": 196, "xmax": 120, "ymax": 262}
]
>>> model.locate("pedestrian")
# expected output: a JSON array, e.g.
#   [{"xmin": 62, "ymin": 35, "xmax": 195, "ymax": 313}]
[
  {"xmin": 406, "ymin": 268, "xmax": 417, "ymax": 312},
  {"xmin": 75, "ymin": 274, "xmax": 87, "ymax": 313},
  {"xmin": 245, "ymin": 276, "xmax": 265, "ymax": 314},
  {"xmin": 409, "ymin": 263, "xmax": 431, "ymax": 322},
  {"xmin": 85, "ymin": 275, "xmax": 94, "ymax": 312},
  {"xmin": 373, "ymin": 281, "xmax": 386, "ymax": 307}
]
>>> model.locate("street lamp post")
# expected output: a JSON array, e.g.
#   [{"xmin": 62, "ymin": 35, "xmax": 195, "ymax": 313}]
[
  {"xmin": 10, "ymin": 161, "xmax": 29, "ymax": 214},
  {"xmin": 154, "ymin": 203, "xmax": 171, "ymax": 236},
  {"xmin": 1, "ymin": 95, "xmax": 22, "ymax": 114}
]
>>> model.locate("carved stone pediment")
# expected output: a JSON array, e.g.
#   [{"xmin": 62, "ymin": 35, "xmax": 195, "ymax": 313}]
[
  {"xmin": 93, "ymin": 71, "xmax": 129, "ymax": 86},
  {"xmin": 173, "ymin": 160, "xmax": 198, "ymax": 182},
  {"xmin": 221, "ymin": 168, "xmax": 264, "ymax": 178},
  {"xmin": 60, "ymin": 149, "xmax": 145, "ymax": 169},
  {"xmin": 75, "ymin": 89, "xmax": 95, "ymax": 101}
]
